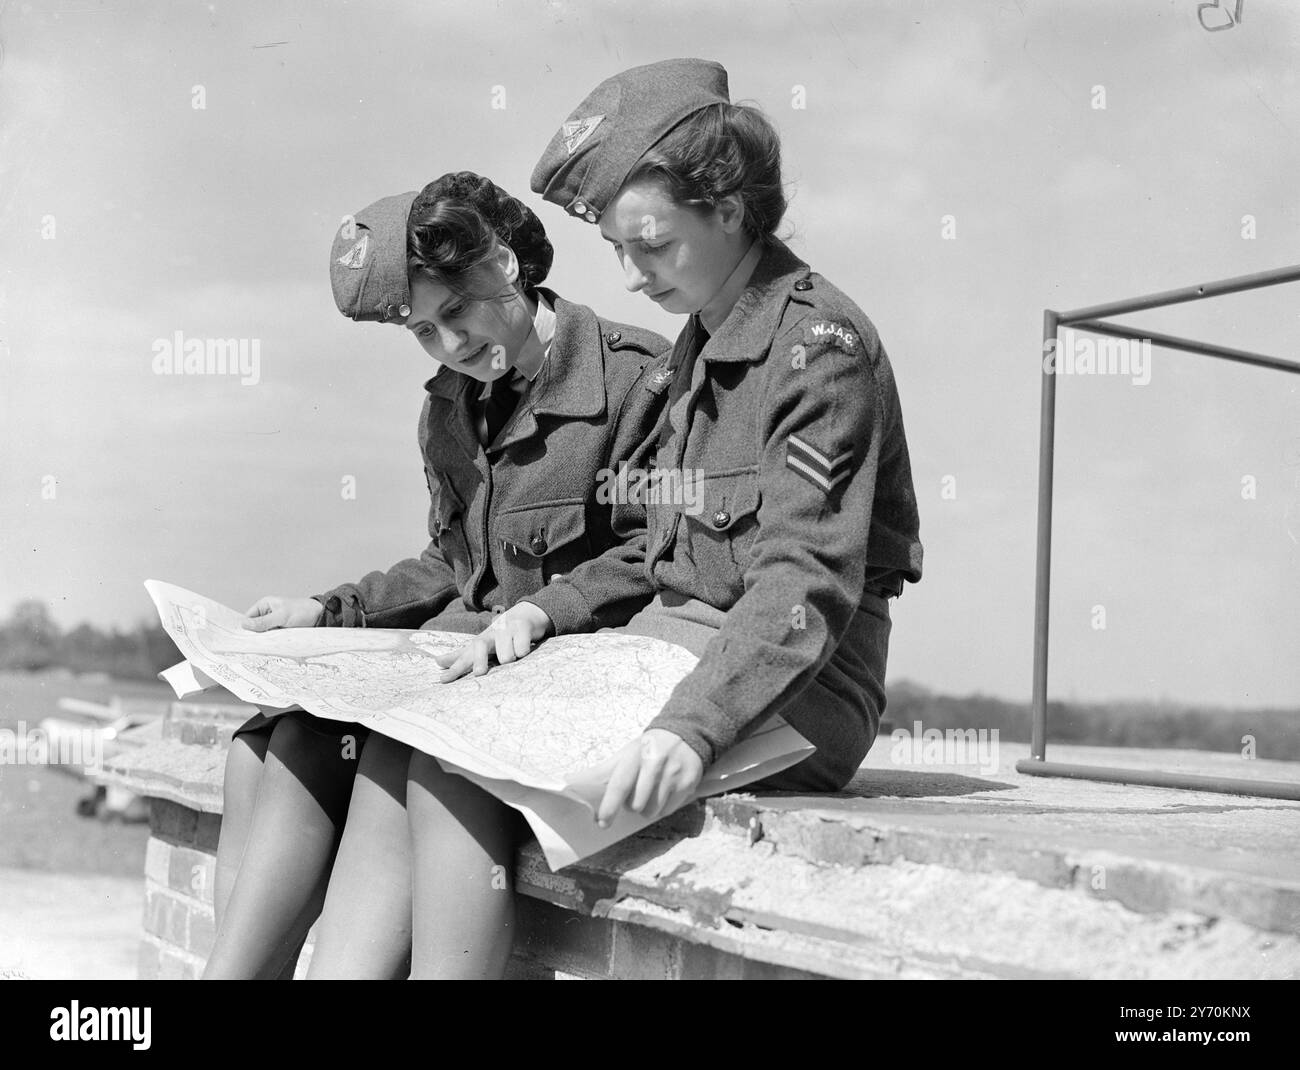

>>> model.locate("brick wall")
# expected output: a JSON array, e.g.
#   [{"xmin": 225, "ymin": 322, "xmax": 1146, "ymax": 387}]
[
  {"xmin": 111, "ymin": 703, "xmax": 835, "ymax": 980},
  {"xmin": 133, "ymin": 794, "xmax": 817, "ymax": 980},
  {"xmin": 139, "ymin": 801, "xmax": 220, "ymax": 980}
]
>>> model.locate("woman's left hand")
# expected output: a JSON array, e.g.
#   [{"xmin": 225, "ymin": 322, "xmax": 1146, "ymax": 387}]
[
  {"xmin": 592, "ymin": 729, "xmax": 704, "ymax": 828},
  {"xmin": 434, "ymin": 601, "xmax": 554, "ymax": 682}
]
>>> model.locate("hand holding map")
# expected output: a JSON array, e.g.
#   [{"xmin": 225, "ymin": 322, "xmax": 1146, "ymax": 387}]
[{"xmin": 145, "ymin": 580, "xmax": 814, "ymax": 867}]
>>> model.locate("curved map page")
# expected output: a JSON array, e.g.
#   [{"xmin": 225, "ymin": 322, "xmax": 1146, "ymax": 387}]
[{"xmin": 145, "ymin": 580, "xmax": 813, "ymax": 868}]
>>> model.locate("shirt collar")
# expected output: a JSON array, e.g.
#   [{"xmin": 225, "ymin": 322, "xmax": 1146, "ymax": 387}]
[
  {"xmin": 472, "ymin": 290, "xmax": 555, "ymax": 402},
  {"xmin": 520, "ymin": 289, "xmax": 556, "ymax": 379},
  {"xmin": 425, "ymin": 290, "xmax": 606, "ymax": 420},
  {"xmin": 700, "ymin": 239, "xmax": 811, "ymax": 363}
]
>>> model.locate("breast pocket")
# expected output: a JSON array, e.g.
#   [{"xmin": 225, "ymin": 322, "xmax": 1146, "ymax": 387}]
[
  {"xmin": 493, "ymin": 498, "xmax": 592, "ymax": 595},
  {"xmin": 681, "ymin": 468, "xmax": 761, "ymax": 603}
]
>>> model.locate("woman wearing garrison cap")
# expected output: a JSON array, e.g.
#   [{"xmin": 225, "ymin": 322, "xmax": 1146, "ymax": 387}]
[
  {"xmin": 414, "ymin": 59, "xmax": 922, "ymax": 976},
  {"xmin": 203, "ymin": 172, "xmax": 671, "ymax": 978}
]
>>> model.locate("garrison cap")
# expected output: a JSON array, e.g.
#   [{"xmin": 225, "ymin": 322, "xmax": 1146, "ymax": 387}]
[
  {"xmin": 329, "ymin": 191, "xmax": 417, "ymax": 324},
  {"xmin": 530, "ymin": 58, "xmax": 729, "ymax": 225}
]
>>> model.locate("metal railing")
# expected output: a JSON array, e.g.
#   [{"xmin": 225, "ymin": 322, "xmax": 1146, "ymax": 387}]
[{"xmin": 1017, "ymin": 264, "xmax": 1300, "ymax": 801}]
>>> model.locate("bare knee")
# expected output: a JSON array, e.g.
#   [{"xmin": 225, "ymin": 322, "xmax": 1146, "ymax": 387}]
[
  {"xmin": 407, "ymin": 753, "xmax": 525, "ymax": 856},
  {"xmin": 407, "ymin": 751, "xmax": 478, "ymax": 809},
  {"xmin": 355, "ymin": 733, "xmax": 413, "ymax": 801}
]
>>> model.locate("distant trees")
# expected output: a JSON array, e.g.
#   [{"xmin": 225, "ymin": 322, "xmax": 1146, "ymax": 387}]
[
  {"xmin": 886, "ymin": 681, "xmax": 1300, "ymax": 761},
  {"xmin": 2, "ymin": 600, "xmax": 62, "ymax": 669},
  {"xmin": 0, "ymin": 600, "xmax": 180, "ymax": 679}
]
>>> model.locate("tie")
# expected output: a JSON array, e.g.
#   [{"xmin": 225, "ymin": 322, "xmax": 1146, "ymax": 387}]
[
  {"xmin": 660, "ymin": 316, "xmax": 708, "ymax": 448},
  {"xmin": 481, "ymin": 374, "xmax": 521, "ymax": 445}
]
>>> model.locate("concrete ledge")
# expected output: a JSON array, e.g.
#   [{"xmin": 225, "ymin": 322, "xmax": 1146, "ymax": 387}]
[
  {"xmin": 704, "ymin": 793, "xmax": 1300, "ymax": 935},
  {"xmin": 94, "ymin": 702, "xmax": 249, "ymax": 814},
  {"xmin": 95, "ymin": 706, "xmax": 1300, "ymax": 979},
  {"xmin": 510, "ymin": 807, "xmax": 1300, "ymax": 980}
]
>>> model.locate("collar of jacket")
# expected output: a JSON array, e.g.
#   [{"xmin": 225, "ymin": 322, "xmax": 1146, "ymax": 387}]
[
  {"xmin": 700, "ymin": 238, "xmax": 811, "ymax": 364},
  {"xmin": 421, "ymin": 287, "xmax": 607, "ymax": 455}
]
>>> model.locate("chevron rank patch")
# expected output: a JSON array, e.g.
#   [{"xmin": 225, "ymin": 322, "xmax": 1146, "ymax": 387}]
[
  {"xmin": 805, "ymin": 320, "xmax": 859, "ymax": 353},
  {"xmin": 786, "ymin": 434, "xmax": 853, "ymax": 493}
]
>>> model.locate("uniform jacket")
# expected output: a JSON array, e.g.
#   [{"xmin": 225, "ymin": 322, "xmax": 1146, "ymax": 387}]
[
  {"xmin": 316, "ymin": 290, "xmax": 671, "ymax": 633},
  {"xmin": 642, "ymin": 239, "xmax": 924, "ymax": 765}
]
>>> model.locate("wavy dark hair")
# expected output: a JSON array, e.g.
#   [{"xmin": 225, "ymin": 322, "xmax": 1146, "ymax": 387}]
[
  {"xmin": 625, "ymin": 102, "xmax": 787, "ymax": 244},
  {"xmin": 406, "ymin": 171, "xmax": 554, "ymax": 300}
]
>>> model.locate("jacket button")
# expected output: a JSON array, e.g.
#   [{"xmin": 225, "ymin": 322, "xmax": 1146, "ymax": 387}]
[
  {"xmin": 712, "ymin": 509, "xmax": 730, "ymax": 528},
  {"xmin": 605, "ymin": 330, "xmax": 622, "ymax": 345},
  {"xmin": 529, "ymin": 534, "xmax": 548, "ymax": 555},
  {"xmin": 793, "ymin": 279, "xmax": 813, "ymax": 291}
]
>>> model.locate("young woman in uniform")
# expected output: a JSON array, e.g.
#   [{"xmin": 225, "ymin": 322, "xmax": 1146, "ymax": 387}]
[
  {"xmin": 406, "ymin": 60, "xmax": 923, "ymax": 977},
  {"xmin": 203, "ymin": 171, "xmax": 670, "ymax": 978}
]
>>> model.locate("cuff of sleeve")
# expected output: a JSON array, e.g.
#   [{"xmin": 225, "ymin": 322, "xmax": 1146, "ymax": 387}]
[
  {"xmin": 314, "ymin": 589, "xmax": 365, "ymax": 628},
  {"xmin": 518, "ymin": 581, "xmax": 592, "ymax": 637},
  {"xmin": 647, "ymin": 699, "xmax": 733, "ymax": 769}
]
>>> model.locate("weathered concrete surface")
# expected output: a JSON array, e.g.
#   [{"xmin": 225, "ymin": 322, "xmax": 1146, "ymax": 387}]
[
  {"xmin": 516, "ymin": 834, "xmax": 1298, "ymax": 979},
  {"xmin": 99, "ymin": 708, "xmax": 1300, "ymax": 978},
  {"xmin": 709, "ymin": 741, "xmax": 1300, "ymax": 934},
  {"xmin": 505, "ymin": 740, "xmax": 1300, "ymax": 977}
]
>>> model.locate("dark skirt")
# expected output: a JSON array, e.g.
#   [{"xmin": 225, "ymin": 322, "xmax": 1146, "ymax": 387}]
[
  {"xmin": 232, "ymin": 708, "xmax": 371, "ymax": 748},
  {"xmin": 606, "ymin": 590, "xmax": 893, "ymax": 793}
]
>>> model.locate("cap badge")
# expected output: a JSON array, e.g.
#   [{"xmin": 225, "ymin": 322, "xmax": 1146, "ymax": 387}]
[
  {"xmin": 336, "ymin": 233, "xmax": 369, "ymax": 269},
  {"xmin": 561, "ymin": 114, "xmax": 604, "ymax": 155}
]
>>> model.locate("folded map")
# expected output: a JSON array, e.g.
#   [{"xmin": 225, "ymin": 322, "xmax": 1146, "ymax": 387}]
[{"xmin": 145, "ymin": 580, "xmax": 813, "ymax": 868}]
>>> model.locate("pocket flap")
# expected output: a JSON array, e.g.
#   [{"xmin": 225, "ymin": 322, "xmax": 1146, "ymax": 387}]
[
  {"xmin": 684, "ymin": 470, "xmax": 761, "ymax": 532},
  {"xmin": 494, "ymin": 499, "xmax": 588, "ymax": 558}
]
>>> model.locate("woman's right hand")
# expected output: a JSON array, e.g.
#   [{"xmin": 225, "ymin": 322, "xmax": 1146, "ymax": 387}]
[{"xmin": 242, "ymin": 596, "xmax": 325, "ymax": 632}]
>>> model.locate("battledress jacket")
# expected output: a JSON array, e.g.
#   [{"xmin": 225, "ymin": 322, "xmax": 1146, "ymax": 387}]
[
  {"xmin": 314, "ymin": 290, "xmax": 671, "ymax": 634},
  {"xmin": 637, "ymin": 240, "xmax": 924, "ymax": 771}
]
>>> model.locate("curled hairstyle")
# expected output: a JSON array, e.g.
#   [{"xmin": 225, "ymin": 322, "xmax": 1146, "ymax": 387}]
[
  {"xmin": 625, "ymin": 103, "xmax": 786, "ymax": 244},
  {"xmin": 407, "ymin": 171, "xmax": 554, "ymax": 299}
]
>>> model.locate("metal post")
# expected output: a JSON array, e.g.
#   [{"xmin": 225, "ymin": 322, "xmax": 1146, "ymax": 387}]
[
  {"xmin": 1018, "ymin": 263, "xmax": 1300, "ymax": 797},
  {"xmin": 1016, "ymin": 760, "xmax": 1300, "ymax": 801},
  {"xmin": 1030, "ymin": 310, "xmax": 1059, "ymax": 761}
]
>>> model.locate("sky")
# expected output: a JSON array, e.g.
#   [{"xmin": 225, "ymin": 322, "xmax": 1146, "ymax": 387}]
[{"xmin": 1, "ymin": 0, "xmax": 1297, "ymax": 708}]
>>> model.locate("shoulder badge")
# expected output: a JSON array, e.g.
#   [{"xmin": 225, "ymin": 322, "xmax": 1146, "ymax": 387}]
[
  {"xmin": 805, "ymin": 320, "xmax": 859, "ymax": 354},
  {"xmin": 644, "ymin": 365, "xmax": 674, "ymax": 395}
]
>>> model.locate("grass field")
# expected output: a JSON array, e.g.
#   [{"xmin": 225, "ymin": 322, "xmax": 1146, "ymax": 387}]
[
  {"xmin": 0, "ymin": 671, "xmax": 172, "ymax": 877},
  {"xmin": 0, "ymin": 671, "xmax": 168, "ymax": 977}
]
